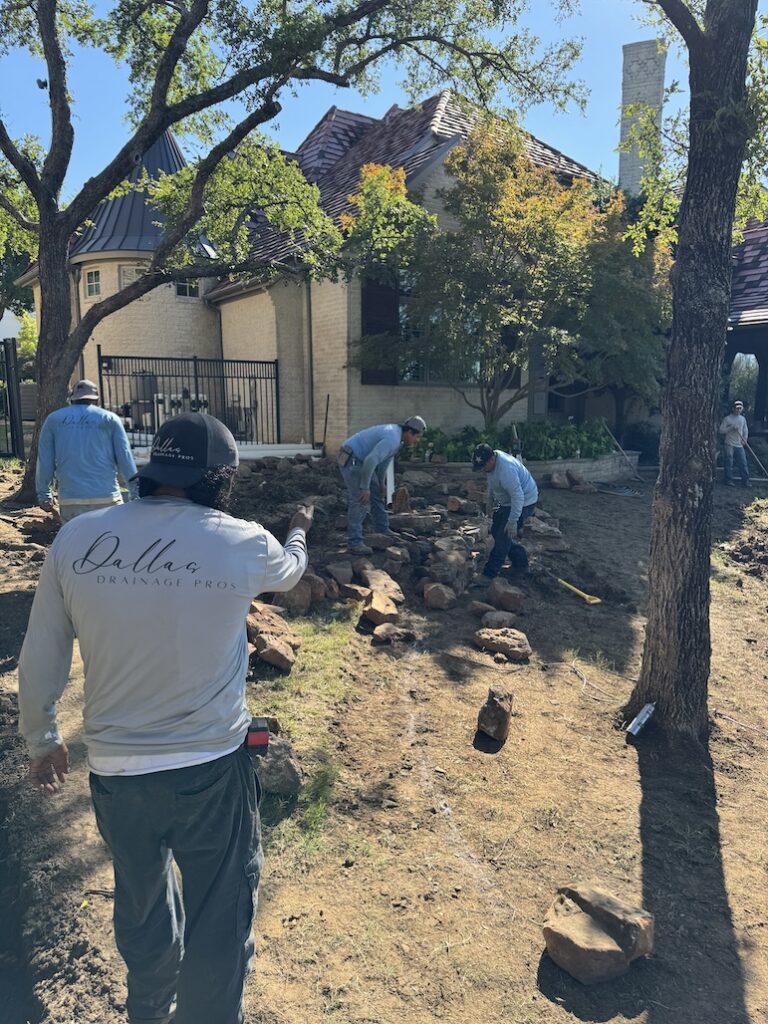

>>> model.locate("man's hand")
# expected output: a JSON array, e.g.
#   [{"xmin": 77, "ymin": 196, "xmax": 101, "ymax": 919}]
[
  {"xmin": 504, "ymin": 520, "xmax": 518, "ymax": 540},
  {"xmin": 289, "ymin": 504, "xmax": 315, "ymax": 533},
  {"xmin": 28, "ymin": 743, "xmax": 69, "ymax": 796},
  {"xmin": 359, "ymin": 490, "xmax": 370, "ymax": 504}
]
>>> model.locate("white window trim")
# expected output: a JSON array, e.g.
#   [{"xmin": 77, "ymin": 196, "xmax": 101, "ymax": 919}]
[
  {"xmin": 84, "ymin": 269, "xmax": 101, "ymax": 300},
  {"xmin": 176, "ymin": 278, "xmax": 201, "ymax": 299}
]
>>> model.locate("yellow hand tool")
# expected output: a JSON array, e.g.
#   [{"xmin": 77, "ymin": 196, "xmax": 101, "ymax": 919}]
[{"xmin": 557, "ymin": 578, "xmax": 602, "ymax": 605}]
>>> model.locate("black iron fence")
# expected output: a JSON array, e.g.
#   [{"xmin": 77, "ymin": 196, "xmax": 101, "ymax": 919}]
[
  {"xmin": 97, "ymin": 349, "xmax": 280, "ymax": 447},
  {"xmin": 0, "ymin": 338, "xmax": 25, "ymax": 459}
]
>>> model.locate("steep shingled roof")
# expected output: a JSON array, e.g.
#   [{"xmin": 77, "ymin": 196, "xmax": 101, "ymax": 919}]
[
  {"xmin": 207, "ymin": 91, "xmax": 601, "ymax": 299},
  {"xmin": 729, "ymin": 220, "xmax": 768, "ymax": 327},
  {"xmin": 70, "ymin": 131, "xmax": 187, "ymax": 257}
]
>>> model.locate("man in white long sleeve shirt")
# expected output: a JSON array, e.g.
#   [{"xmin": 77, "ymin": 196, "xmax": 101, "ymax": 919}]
[
  {"xmin": 719, "ymin": 399, "xmax": 750, "ymax": 487},
  {"xmin": 338, "ymin": 415, "xmax": 426, "ymax": 554},
  {"xmin": 471, "ymin": 443, "xmax": 538, "ymax": 580},
  {"xmin": 18, "ymin": 412, "xmax": 312, "ymax": 1024}
]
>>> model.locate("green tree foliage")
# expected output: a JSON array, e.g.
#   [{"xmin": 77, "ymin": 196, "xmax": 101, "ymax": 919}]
[
  {"xmin": 0, "ymin": 0, "xmax": 584, "ymax": 496},
  {"xmin": 346, "ymin": 126, "xmax": 670, "ymax": 428},
  {"xmin": 17, "ymin": 311, "xmax": 38, "ymax": 381}
]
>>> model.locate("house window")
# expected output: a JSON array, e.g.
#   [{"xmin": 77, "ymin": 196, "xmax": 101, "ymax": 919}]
[
  {"xmin": 119, "ymin": 265, "xmax": 147, "ymax": 290},
  {"xmin": 359, "ymin": 276, "xmax": 480, "ymax": 388},
  {"xmin": 176, "ymin": 279, "xmax": 200, "ymax": 298},
  {"xmin": 85, "ymin": 270, "xmax": 101, "ymax": 297}
]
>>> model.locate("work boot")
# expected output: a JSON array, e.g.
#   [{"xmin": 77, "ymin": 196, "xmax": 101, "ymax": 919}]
[
  {"xmin": 348, "ymin": 543, "xmax": 374, "ymax": 556},
  {"xmin": 725, "ymin": 480, "xmax": 735, "ymax": 487}
]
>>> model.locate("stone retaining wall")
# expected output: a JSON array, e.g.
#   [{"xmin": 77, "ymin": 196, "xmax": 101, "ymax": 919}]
[{"xmin": 400, "ymin": 451, "xmax": 641, "ymax": 484}]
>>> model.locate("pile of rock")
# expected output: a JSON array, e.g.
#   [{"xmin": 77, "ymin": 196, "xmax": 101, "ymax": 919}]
[
  {"xmin": 246, "ymin": 600, "xmax": 302, "ymax": 673},
  {"xmin": 548, "ymin": 467, "xmax": 597, "ymax": 494},
  {"xmin": 522, "ymin": 509, "xmax": 569, "ymax": 553}
]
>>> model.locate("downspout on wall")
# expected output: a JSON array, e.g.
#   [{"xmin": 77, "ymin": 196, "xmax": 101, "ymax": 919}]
[
  {"xmin": 306, "ymin": 275, "xmax": 316, "ymax": 446},
  {"xmin": 71, "ymin": 267, "xmax": 84, "ymax": 379}
]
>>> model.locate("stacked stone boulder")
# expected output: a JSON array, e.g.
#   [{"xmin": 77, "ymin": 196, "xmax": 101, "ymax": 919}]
[{"xmin": 246, "ymin": 601, "xmax": 302, "ymax": 673}]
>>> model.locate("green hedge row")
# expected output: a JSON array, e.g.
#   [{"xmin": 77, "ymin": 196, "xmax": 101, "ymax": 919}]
[{"xmin": 411, "ymin": 419, "xmax": 615, "ymax": 463}]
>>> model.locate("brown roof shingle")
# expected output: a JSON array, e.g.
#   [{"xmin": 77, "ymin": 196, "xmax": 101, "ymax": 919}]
[{"xmin": 207, "ymin": 91, "xmax": 601, "ymax": 298}]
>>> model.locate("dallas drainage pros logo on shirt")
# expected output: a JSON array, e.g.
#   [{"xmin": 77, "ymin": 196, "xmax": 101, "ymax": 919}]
[{"xmin": 71, "ymin": 532, "xmax": 238, "ymax": 590}]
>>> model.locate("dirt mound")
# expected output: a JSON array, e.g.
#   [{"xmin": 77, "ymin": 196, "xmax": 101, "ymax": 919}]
[{"xmin": 726, "ymin": 533, "xmax": 768, "ymax": 577}]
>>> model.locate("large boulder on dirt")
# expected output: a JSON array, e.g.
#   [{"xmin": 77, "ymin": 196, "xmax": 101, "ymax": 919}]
[
  {"xmin": 371, "ymin": 622, "xmax": 416, "ymax": 645},
  {"xmin": 273, "ymin": 579, "xmax": 312, "ymax": 616},
  {"xmin": 423, "ymin": 582, "xmax": 457, "ymax": 610},
  {"xmin": 327, "ymin": 561, "xmax": 354, "ymax": 585},
  {"xmin": 359, "ymin": 568, "xmax": 405, "ymax": 604},
  {"xmin": 481, "ymin": 610, "xmax": 517, "ymax": 629},
  {"xmin": 362, "ymin": 590, "xmax": 399, "ymax": 625},
  {"xmin": 550, "ymin": 471, "xmax": 570, "ymax": 490},
  {"xmin": 469, "ymin": 600, "xmax": 496, "ymax": 618},
  {"xmin": 340, "ymin": 582, "xmax": 372, "ymax": 602},
  {"xmin": 477, "ymin": 686, "xmax": 514, "ymax": 741},
  {"xmin": 303, "ymin": 572, "xmax": 327, "ymax": 602},
  {"xmin": 256, "ymin": 737, "xmax": 304, "ymax": 797},
  {"xmin": 473, "ymin": 627, "xmax": 532, "ymax": 662},
  {"xmin": 389, "ymin": 512, "xmax": 441, "ymax": 535},
  {"xmin": 253, "ymin": 634, "xmax": 295, "ymax": 672},
  {"xmin": 524, "ymin": 518, "xmax": 563, "ymax": 539},
  {"xmin": 487, "ymin": 578, "xmax": 525, "ymax": 612},
  {"xmin": 543, "ymin": 884, "xmax": 654, "ymax": 985}
]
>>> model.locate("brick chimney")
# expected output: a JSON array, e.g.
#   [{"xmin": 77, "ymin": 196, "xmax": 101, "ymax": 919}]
[{"xmin": 618, "ymin": 40, "xmax": 667, "ymax": 196}]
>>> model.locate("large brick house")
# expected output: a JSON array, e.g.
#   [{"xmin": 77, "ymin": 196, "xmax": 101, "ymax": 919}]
[{"xmin": 19, "ymin": 92, "xmax": 600, "ymax": 451}]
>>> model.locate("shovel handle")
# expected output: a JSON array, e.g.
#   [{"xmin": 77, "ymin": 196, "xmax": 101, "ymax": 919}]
[{"xmin": 557, "ymin": 578, "xmax": 602, "ymax": 605}]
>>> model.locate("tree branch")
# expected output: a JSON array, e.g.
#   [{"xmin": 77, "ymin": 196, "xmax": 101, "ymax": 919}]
[
  {"xmin": 38, "ymin": 0, "xmax": 74, "ymax": 196},
  {"xmin": 646, "ymin": 0, "xmax": 705, "ymax": 51},
  {"xmin": 149, "ymin": 95, "xmax": 283, "ymax": 269},
  {"xmin": 149, "ymin": 0, "xmax": 210, "ymax": 112},
  {"xmin": 0, "ymin": 120, "xmax": 41, "ymax": 198},
  {"xmin": 0, "ymin": 192, "xmax": 39, "ymax": 233}
]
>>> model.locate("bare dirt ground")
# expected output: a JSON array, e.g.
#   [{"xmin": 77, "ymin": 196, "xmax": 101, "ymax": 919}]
[{"xmin": 1, "ymin": 459, "xmax": 768, "ymax": 1024}]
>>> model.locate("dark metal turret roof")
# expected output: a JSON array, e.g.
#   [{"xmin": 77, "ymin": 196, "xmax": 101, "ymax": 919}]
[{"xmin": 70, "ymin": 131, "xmax": 187, "ymax": 257}]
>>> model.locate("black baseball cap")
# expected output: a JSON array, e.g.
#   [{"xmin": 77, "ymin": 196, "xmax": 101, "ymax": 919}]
[
  {"xmin": 472, "ymin": 443, "xmax": 495, "ymax": 471},
  {"xmin": 137, "ymin": 412, "xmax": 239, "ymax": 487}
]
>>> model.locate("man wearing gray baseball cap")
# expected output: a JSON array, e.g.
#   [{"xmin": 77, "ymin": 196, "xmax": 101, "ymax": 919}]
[
  {"xmin": 338, "ymin": 416, "xmax": 426, "ymax": 554},
  {"xmin": 19, "ymin": 412, "xmax": 314, "ymax": 1024},
  {"xmin": 36, "ymin": 378, "xmax": 139, "ymax": 521}
]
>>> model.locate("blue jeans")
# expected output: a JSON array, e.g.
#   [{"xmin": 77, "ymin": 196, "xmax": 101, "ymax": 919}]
[
  {"xmin": 724, "ymin": 444, "xmax": 749, "ymax": 484},
  {"xmin": 340, "ymin": 460, "xmax": 388, "ymax": 545},
  {"xmin": 482, "ymin": 503, "xmax": 536, "ymax": 578},
  {"xmin": 89, "ymin": 748, "xmax": 262, "ymax": 1024}
]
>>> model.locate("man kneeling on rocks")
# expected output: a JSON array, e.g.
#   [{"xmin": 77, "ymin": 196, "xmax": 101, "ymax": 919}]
[
  {"xmin": 18, "ymin": 412, "xmax": 313, "ymax": 1024},
  {"xmin": 338, "ymin": 416, "xmax": 426, "ymax": 555},
  {"xmin": 472, "ymin": 442, "xmax": 538, "ymax": 581}
]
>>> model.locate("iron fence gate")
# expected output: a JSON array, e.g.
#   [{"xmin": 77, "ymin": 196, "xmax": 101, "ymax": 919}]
[
  {"xmin": 97, "ymin": 349, "xmax": 280, "ymax": 448},
  {"xmin": 0, "ymin": 338, "xmax": 25, "ymax": 459}
]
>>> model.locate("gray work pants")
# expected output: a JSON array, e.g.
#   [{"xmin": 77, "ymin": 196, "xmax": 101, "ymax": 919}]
[{"xmin": 89, "ymin": 748, "xmax": 262, "ymax": 1024}]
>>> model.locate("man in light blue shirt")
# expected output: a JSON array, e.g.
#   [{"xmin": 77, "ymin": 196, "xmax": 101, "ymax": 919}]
[
  {"xmin": 36, "ymin": 379, "xmax": 138, "ymax": 522},
  {"xmin": 472, "ymin": 443, "xmax": 538, "ymax": 579},
  {"xmin": 338, "ymin": 416, "xmax": 426, "ymax": 554}
]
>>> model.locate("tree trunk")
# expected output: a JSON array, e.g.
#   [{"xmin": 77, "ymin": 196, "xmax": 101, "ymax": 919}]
[
  {"xmin": 15, "ymin": 222, "xmax": 78, "ymax": 503},
  {"xmin": 625, "ymin": 0, "xmax": 758, "ymax": 737},
  {"xmin": 612, "ymin": 388, "xmax": 628, "ymax": 441}
]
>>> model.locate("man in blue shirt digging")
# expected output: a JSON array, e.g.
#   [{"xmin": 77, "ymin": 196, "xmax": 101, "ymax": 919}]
[
  {"xmin": 36, "ymin": 378, "xmax": 138, "ymax": 521},
  {"xmin": 472, "ymin": 442, "xmax": 538, "ymax": 581},
  {"xmin": 338, "ymin": 416, "xmax": 426, "ymax": 554}
]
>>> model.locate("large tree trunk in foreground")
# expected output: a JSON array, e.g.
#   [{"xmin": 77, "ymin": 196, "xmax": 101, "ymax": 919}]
[
  {"xmin": 15, "ymin": 222, "xmax": 78, "ymax": 504},
  {"xmin": 625, "ymin": 0, "xmax": 758, "ymax": 737}
]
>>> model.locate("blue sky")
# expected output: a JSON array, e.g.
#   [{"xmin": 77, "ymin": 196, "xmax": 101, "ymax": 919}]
[{"xmin": 0, "ymin": 1, "xmax": 698, "ymax": 196}]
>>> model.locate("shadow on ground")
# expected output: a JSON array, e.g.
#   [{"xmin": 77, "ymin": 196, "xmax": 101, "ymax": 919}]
[{"xmin": 537, "ymin": 731, "xmax": 749, "ymax": 1024}]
